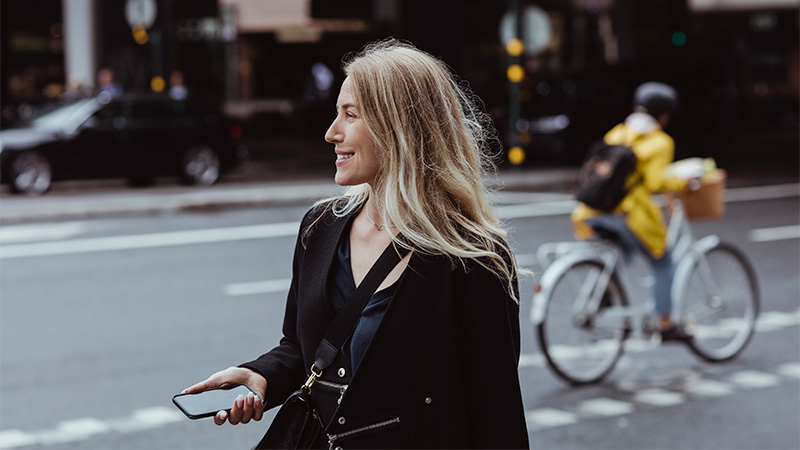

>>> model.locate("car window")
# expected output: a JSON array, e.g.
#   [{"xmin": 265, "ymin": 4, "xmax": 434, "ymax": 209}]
[{"xmin": 31, "ymin": 99, "xmax": 94, "ymax": 130}]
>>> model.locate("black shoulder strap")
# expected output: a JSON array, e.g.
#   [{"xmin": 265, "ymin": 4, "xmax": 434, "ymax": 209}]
[{"xmin": 312, "ymin": 236, "xmax": 411, "ymax": 372}]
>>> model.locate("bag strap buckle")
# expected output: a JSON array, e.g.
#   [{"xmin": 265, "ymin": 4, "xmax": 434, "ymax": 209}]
[{"xmin": 301, "ymin": 365, "xmax": 323, "ymax": 393}]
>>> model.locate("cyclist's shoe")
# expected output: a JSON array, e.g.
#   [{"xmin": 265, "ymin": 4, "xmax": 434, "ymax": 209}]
[{"xmin": 660, "ymin": 325, "xmax": 694, "ymax": 342}]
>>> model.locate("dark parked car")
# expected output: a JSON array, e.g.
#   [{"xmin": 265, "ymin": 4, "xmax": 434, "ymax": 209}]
[{"xmin": 0, "ymin": 93, "xmax": 248, "ymax": 195}]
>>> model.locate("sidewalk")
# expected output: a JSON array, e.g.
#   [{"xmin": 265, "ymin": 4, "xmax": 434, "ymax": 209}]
[
  {"xmin": 1, "ymin": 159, "xmax": 796, "ymax": 224},
  {"xmin": 0, "ymin": 164, "xmax": 579, "ymax": 224}
]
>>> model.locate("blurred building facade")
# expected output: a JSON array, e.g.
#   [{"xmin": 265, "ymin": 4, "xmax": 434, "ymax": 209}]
[{"xmin": 2, "ymin": 0, "xmax": 798, "ymax": 165}]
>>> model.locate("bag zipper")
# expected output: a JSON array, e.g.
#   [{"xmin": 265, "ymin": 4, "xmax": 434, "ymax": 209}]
[
  {"xmin": 314, "ymin": 379, "xmax": 349, "ymax": 404},
  {"xmin": 327, "ymin": 417, "xmax": 400, "ymax": 449}
]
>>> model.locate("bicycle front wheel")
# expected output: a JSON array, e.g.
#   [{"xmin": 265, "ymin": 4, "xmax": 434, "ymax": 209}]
[
  {"xmin": 536, "ymin": 260, "xmax": 629, "ymax": 385},
  {"xmin": 680, "ymin": 241, "xmax": 759, "ymax": 362}
]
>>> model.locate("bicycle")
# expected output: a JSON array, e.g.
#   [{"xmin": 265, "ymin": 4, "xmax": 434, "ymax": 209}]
[{"xmin": 531, "ymin": 196, "xmax": 760, "ymax": 385}]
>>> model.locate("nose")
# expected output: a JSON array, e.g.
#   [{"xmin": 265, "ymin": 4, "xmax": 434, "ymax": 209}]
[{"xmin": 325, "ymin": 119, "xmax": 342, "ymax": 144}]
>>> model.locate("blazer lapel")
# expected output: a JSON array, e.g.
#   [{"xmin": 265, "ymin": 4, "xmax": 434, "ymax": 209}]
[{"xmin": 301, "ymin": 205, "xmax": 360, "ymax": 318}]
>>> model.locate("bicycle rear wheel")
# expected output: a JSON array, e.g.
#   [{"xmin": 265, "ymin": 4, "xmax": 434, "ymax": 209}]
[
  {"xmin": 536, "ymin": 260, "xmax": 629, "ymax": 385},
  {"xmin": 680, "ymin": 241, "xmax": 759, "ymax": 362}
]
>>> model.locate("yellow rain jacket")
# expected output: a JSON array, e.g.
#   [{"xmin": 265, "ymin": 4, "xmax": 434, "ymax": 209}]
[{"xmin": 571, "ymin": 113, "xmax": 687, "ymax": 258}]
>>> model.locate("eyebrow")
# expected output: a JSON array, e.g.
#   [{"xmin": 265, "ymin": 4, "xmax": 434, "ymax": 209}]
[{"xmin": 337, "ymin": 103, "xmax": 357, "ymax": 110}]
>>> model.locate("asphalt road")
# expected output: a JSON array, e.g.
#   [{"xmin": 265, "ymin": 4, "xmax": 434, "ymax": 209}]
[{"xmin": 0, "ymin": 184, "xmax": 798, "ymax": 449}]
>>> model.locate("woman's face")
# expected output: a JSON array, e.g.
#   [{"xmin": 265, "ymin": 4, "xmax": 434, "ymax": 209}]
[{"xmin": 325, "ymin": 77, "xmax": 381, "ymax": 187}]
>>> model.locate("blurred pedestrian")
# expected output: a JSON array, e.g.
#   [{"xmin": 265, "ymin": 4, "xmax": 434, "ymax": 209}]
[
  {"xmin": 169, "ymin": 70, "xmax": 188, "ymax": 101},
  {"xmin": 571, "ymin": 82, "xmax": 692, "ymax": 340},
  {"xmin": 184, "ymin": 38, "xmax": 529, "ymax": 448},
  {"xmin": 64, "ymin": 77, "xmax": 90, "ymax": 100},
  {"xmin": 96, "ymin": 68, "xmax": 122, "ymax": 99}
]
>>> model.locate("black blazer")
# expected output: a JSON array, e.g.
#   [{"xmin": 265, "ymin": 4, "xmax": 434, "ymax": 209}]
[{"xmin": 242, "ymin": 201, "xmax": 529, "ymax": 449}]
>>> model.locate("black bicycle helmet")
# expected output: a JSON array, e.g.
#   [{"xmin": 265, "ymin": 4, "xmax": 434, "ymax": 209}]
[{"xmin": 633, "ymin": 82, "xmax": 679, "ymax": 118}]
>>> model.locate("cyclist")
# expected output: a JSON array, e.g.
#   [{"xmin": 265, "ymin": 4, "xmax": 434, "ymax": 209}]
[{"xmin": 571, "ymin": 82, "xmax": 693, "ymax": 341}]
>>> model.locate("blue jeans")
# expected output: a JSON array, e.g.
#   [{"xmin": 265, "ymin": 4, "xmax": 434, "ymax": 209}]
[{"xmin": 586, "ymin": 215, "xmax": 674, "ymax": 316}]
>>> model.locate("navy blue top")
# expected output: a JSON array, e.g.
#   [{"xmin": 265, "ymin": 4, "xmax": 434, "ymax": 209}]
[{"xmin": 329, "ymin": 228, "xmax": 399, "ymax": 371}]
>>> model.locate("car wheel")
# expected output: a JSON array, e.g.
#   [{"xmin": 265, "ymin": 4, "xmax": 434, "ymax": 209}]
[
  {"xmin": 181, "ymin": 145, "xmax": 220, "ymax": 186},
  {"xmin": 9, "ymin": 151, "xmax": 52, "ymax": 195}
]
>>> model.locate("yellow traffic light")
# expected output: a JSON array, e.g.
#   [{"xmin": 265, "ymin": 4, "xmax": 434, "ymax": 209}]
[
  {"xmin": 508, "ymin": 146, "xmax": 526, "ymax": 165},
  {"xmin": 506, "ymin": 38, "xmax": 524, "ymax": 57},
  {"xmin": 150, "ymin": 76, "xmax": 165, "ymax": 93},
  {"xmin": 507, "ymin": 64, "xmax": 525, "ymax": 83},
  {"xmin": 132, "ymin": 26, "xmax": 149, "ymax": 44}
]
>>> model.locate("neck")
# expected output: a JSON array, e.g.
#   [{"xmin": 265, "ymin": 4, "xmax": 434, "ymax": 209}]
[
  {"xmin": 364, "ymin": 197, "xmax": 385, "ymax": 231},
  {"xmin": 364, "ymin": 195, "xmax": 401, "ymax": 233}
]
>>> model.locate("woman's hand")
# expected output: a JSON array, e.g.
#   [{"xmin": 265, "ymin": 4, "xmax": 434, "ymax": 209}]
[{"xmin": 183, "ymin": 367, "xmax": 267, "ymax": 426}]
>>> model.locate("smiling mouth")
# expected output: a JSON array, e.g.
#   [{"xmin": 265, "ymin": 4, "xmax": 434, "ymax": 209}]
[{"xmin": 337, "ymin": 153, "xmax": 354, "ymax": 161}]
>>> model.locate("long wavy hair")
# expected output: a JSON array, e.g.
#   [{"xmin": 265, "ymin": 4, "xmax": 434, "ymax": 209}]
[{"xmin": 317, "ymin": 38, "xmax": 518, "ymax": 300}]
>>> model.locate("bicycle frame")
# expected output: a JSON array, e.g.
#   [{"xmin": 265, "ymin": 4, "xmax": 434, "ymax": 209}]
[{"xmin": 531, "ymin": 196, "xmax": 723, "ymax": 339}]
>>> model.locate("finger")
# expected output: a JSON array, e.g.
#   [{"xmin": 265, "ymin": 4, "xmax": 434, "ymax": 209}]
[
  {"xmin": 184, "ymin": 373, "xmax": 223, "ymax": 393},
  {"xmin": 240, "ymin": 393, "xmax": 255, "ymax": 424},
  {"xmin": 214, "ymin": 410, "xmax": 227, "ymax": 426},
  {"xmin": 183, "ymin": 380, "xmax": 212, "ymax": 394},
  {"xmin": 184, "ymin": 367, "xmax": 241, "ymax": 394},
  {"xmin": 253, "ymin": 395, "xmax": 264, "ymax": 422},
  {"xmin": 228, "ymin": 395, "xmax": 245, "ymax": 425}
]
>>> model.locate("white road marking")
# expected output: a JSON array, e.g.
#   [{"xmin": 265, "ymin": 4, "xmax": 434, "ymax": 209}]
[
  {"xmin": 224, "ymin": 278, "xmax": 292, "ymax": 296},
  {"xmin": 518, "ymin": 352, "xmax": 546, "ymax": 368},
  {"xmin": 0, "ymin": 407, "xmax": 185, "ymax": 449},
  {"xmin": 0, "ymin": 430, "xmax": 36, "ymax": 449},
  {"xmin": 497, "ymin": 201, "xmax": 576, "ymax": 219},
  {"xmin": 0, "ymin": 221, "xmax": 89, "ymax": 244},
  {"xmin": 0, "ymin": 222, "xmax": 299, "ymax": 259},
  {"xmin": 725, "ymin": 183, "xmax": 799, "ymax": 202},
  {"xmin": 633, "ymin": 388, "xmax": 685, "ymax": 406},
  {"xmin": 578, "ymin": 398, "xmax": 635, "ymax": 417},
  {"xmin": 755, "ymin": 310, "xmax": 800, "ymax": 332},
  {"xmin": 526, "ymin": 408, "xmax": 579, "ymax": 429},
  {"xmin": 749, "ymin": 225, "xmax": 800, "ymax": 242},
  {"xmin": 496, "ymin": 183, "xmax": 799, "ymax": 220},
  {"xmin": 776, "ymin": 362, "xmax": 800, "ymax": 378},
  {"xmin": 728, "ymin": 370, "xmax": 782, "ymax": 388},
  {"xmin": 682, "ymin": 378, "xmax": 735, "ymax": 397},
  {"xmin": 56, "ymin": 418, "xmax": 110, "ymax": 437}
]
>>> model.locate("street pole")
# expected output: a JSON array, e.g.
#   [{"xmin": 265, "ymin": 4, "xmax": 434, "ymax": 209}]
[{"xmin": 506, "ymin": 0, "xmax": 525, "ymax": 167}]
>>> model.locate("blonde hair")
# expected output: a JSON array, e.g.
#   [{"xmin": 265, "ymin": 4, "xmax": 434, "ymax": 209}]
[{"xmin": 317, "ymin": 38, "xmax": 517, "ymax": 300}]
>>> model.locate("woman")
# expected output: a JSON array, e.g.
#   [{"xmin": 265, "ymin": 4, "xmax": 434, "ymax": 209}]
[{"xmin": 185, "ymin": 38, "xmax": 529, "ymax": 449}]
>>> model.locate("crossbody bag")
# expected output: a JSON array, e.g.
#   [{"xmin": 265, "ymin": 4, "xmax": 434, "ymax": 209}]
[{"xmin": 254, "ymin": 236, "xmax": 411, "ymax": 449}]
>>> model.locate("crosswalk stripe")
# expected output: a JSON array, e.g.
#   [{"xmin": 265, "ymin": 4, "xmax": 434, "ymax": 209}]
[
  {"xmin": 633, "ymin": 388, "xmax": 685, "ymax": 407},
  {"xmin": 682, "ymin": 378, "xmax": 735, "ymax": 397},
  {"xmin": 728, "ymin": 370, "xmax": 782, "ymax": 388},
  {"xmin": 526, "ymin": 408, "xmax": 579, "ymax": 428},
  {"xmin": 578, "ymin": 398, "xmax": 635, "ymax": 416}
]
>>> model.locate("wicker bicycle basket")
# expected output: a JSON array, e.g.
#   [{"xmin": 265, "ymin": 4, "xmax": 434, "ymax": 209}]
[{"xmin": 671, "ymin": 169, "xmax": 727, "ymax": 221}]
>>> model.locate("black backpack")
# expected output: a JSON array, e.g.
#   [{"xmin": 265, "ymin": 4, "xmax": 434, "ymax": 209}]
[{"xmin": 575, "ymin": 141, "xmax": 641, "ymax": 212}]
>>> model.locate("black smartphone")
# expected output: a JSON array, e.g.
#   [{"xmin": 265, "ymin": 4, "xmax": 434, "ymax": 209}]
[{"xmin": 172, "ymin": 384, "xmax": 261, "ymax": 419}]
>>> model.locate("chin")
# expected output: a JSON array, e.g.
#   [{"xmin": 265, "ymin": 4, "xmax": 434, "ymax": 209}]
[{"xmin": 334, "ymin": 172, "xmax": 357, "ymax": 187}]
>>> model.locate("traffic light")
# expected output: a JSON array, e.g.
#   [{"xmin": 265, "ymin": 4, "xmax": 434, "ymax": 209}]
[
  {"xmin": 507, "ymin": 64, "xmax": 525, "ymax": 83},
  {"xmin": 132, "ymin": 25, "xmax": 149, "ymax": 44},
  {"xmin": 671, "ymin": 31, "xmax": 687, "ymax": 47}
]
